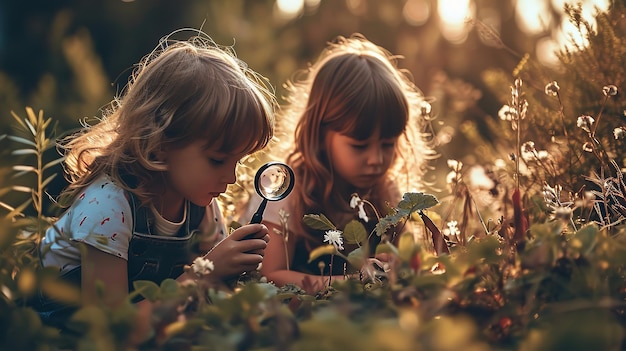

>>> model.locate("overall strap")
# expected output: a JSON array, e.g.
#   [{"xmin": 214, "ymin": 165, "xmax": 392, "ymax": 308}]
[{"xmin": 128, "ymin": 192, "xmax": 206, "ymax": 236}]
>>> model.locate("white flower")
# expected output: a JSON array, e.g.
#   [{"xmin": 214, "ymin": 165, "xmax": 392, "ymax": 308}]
[
  {"xmin": 498, "ymin": 104, "xmax": 517, "ymax": 121},
  {"xmin": 323, "ymin": 229, "xmax": 344, "ymax": 251},
  {"xmin": 544, "ymin": 81, "xmax": 560, "ymax": 97},
  {"xmin": 602, "ymin": 84, "xmax": 618, "ymax": 97},
  {"xmin": 418, "ymin": 100, "xmax": 432, "ymax": 115},
  {"xmin": 191, "ymin": 257, "xmax": 214, "ymax": 276},
  {"xmin": 357, "ymin": 204, "xmax": 369, "ymax": 222},
  {"xmin": 577, "ymin": 115, "xmax": 594, "ymax": 132},
  {"xmin": 350, "ymin": 194, "xmax": 361, "ymax": 209},
  {"xmin": 446, "ymin": 159, "xmax": 463, "ymax": 171},
  {"xmin": 349, "ymin": 193, "xmax": 369, "ymax": 222},
  {"xmin": 446, "ymin": 220, "xmax": 460, "ymax": 236}
]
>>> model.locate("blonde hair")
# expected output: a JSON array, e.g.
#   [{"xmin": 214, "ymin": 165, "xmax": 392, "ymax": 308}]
[
  {"xmin": 273, "ymin": 33, "xmax": 434, "ymax": 240},
  {"xmin": 59, "ymin": 30, "xmax": 276, "ymax": 206}
]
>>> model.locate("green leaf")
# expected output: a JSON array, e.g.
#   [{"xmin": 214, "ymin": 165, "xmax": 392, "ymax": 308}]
[
  {"xmin": 11, "ymin": 149, "xmax": 37, "ymax": 156},
  {"xmin": 573, "ymin": 223, "xmax": 598, "ymax": 255},
  {"xmin": 303, "ymin": 214, "xmax": 336, "ymax": 231},
  {"xmin": 43, "ymin": 156, "xmax": 65, "ymax": 171},
  {"xmin": 5, "ymin": 198, "xmax": 32, "ymax": 219},
  {"xmin": 308, "ymin": 244, "xmax": 336, "ymax": 263},
  {"xmin": 374, "ymin": 210, "xmax": 404, "ymax": 237},
  {"xmin": 397, "ymin": 192, "xmax": 439, "ymax": 211},
  {"xmin": 466, "ymin": 236, "xmax": 502, "ymax": 264},
  {"xmin": 343, "ymin": 220, "xmax": 367, "ymax": 244},
  {"xmin": 397, "ymin": 232, "xmax": 418, "ymax": 261},
  {"xmin": 133, "ymin": 280, "xmax": 160, "ymax": 301},
  {"xmin": 375, "ymin": 241, "xmax": 400, "ymax": 257},
  {"xmin": 159, "ymin": 278, "xmax": 179, "ymax": 298},
  {"xmin": 12, "ymin": 165, "xmax": 37, "ymax": 173},
  {"xmin": 346, "ymin": 247, "xmax": 367, "ymax": 268},
  {"xmin": 6, "ymin": 135, "xmax": 36, "ymax": 147},
  {"xmin": 24, "ymin": 117, "xmax": 36, "ymax": 136},
  {"xmin": 41, "ymin": 173, "xmax": 57, "ymax": 189},
  {"xmin": 10, "ymin": 110, "xmax": 28, "ymax": 130}
]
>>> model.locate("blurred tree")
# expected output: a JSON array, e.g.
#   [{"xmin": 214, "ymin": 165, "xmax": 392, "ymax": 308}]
[{"xmin": 0, "ymin": 0, "xmax": 607, "ymax": 209}]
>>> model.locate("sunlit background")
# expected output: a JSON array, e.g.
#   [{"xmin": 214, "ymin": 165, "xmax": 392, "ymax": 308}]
[
  {"xmin": 273, "ymin": 0, "xmax": 610, "ymax": 66},
  {"xmin": 0, "ymin": 0, "xmax": 616, "ymax": 201}
]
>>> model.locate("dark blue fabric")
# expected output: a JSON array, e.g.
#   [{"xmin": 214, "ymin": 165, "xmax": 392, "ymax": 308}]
[{"xmin": 32, "ymin": 190, "xmax": 205, "ymax": 329}]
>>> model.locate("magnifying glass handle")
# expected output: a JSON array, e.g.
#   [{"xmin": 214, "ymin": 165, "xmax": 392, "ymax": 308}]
[{"xmin": 249, "ymin": 198, "xmax": 268, "ymax": 224}]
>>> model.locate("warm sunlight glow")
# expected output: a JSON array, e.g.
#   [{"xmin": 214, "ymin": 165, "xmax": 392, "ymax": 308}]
[
  {"xmin": 275, "ymin": 0, "xmax": 304, "ymax": 21},
  {"xmin": 552, "ymin": 0, "xmax": 610, "ymax": 52},
  {"xmin": 515, "ymin": 0, "xmax": 552, "ymax": 35},
  {"xmin": 536, "ymin": 37, "xmax": 560, "ymax": 67},
  {"xmin": 516, "ymin": 0, "xmax": 612, "ymax": 65},
  {"xmin": 403, "ymin": 0, "xmax": 430, "ymax": 26},
  {"xmin": 437, "ymin": 0, "xmax": 474, "ymax": 44}
]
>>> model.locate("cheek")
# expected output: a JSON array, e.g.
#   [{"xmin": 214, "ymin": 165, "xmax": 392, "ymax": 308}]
[{"xmin": 382, "ymin": 149, "xmax": 396, "ymax": 167}]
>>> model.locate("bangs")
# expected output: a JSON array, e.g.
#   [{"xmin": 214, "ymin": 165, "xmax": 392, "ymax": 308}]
[
  {"xmin": 341, "ymin": 79, "xmax": 408, "ymax": 140},
  {"xmin": 161, "ymin": 50, "xmax": 274, "ymax": 155},
  {"xmin": 319, "ymin": 54, "xmax": 409, "ymax": 141},
  {"xmin": 212, "ymin": 86, "xmax": 274, "ymax": 154}
]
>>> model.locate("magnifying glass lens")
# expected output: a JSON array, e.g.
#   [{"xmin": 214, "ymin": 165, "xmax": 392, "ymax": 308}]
[
  {"xmin": 249, "ymin": 162, "xmax": 295, "ymax": 224},
  {"xmin": 258, "ymin": 165, "xmax": 292, "ymax": 200}
]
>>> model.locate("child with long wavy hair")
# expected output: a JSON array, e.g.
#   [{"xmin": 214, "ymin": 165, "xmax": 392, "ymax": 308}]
[
  {"xmin": 35, "ymin": 29, "xmax": 275, "ymax": 343},
  {"xmin": 241, "ymin": 34, "xmax": 434, "ymax": 293}
]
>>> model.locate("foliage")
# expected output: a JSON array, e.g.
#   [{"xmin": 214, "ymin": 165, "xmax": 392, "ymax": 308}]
[{"xmin": 2, "ymin": 3, "xmax": 626, "ymax": 351}]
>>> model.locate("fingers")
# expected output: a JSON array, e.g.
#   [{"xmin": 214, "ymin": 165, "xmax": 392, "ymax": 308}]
[{"xmin": 229, "ymin": 224, "xmax": 269, "ymax": 241}]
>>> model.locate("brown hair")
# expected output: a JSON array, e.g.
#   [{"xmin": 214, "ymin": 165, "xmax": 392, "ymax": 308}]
[
  {"xmin": 59, "ymin": 30, "xmax": 276, "ymax": 206},
  {"xmin": 273, "ymin": 33, "xmax": 434, "ymax": 241}
]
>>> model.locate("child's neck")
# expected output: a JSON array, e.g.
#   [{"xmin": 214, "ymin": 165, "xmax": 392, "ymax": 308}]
[{"xmin": 153, "ymin": 193, "xmax": 185, "ymax": 223}]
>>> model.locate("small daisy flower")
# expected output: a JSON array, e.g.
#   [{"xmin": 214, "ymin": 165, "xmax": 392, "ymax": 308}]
[
  {"xmin": 521, "ymin": 141, "xmax": 537, "ymax": 161},
  {"xmin": 418, "ymin": 100, "xmax": 432, "ymax": 116},
  {"xmin": 191, "ymin": 257, "xmax": 214, "ymax": 276},
  {"xmin": 577, "ymin": 115, "xmax": 594, "ymax": 132},
  {"xmin": 324, "ymin": 229, "xmax": 344, "ymax": 251},
  {"xmin": 498, "ymin": 104, "xmax": 517, "ymax": 121},
  {"xmin": 544, "ymin": 81, "xmax": 560, "ymax": 97},
  {"xmin": 613, "ymin": 127, "xmax": 626, "ymax": 140},
  {"xmin": 602, "ymin": 84, "xmax": 618, "ymax": 97},
  {"xmin": 447, "ymin": 159, "xmax": 463, "ymax": 171},
  {"xmin": 446, "ymin": 220, "xmax": 460, "ymax": 236}
]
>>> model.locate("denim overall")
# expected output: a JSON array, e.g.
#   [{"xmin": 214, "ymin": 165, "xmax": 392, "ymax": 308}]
[{"xmin": 33, "ymin": 192, "xmax": 205, "ymax": 330}]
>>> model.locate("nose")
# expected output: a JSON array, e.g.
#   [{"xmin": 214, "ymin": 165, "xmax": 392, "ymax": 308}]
[
  {"xmin": 366, "ymin": 145, "xmax": 384, "ymax": 167},
  {"xmin": 222, "ymin": 164, "xmax": 238, "ymax": 185}
]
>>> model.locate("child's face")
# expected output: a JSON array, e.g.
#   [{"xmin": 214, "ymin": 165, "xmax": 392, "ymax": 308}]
[
  {"xmin": 326, "ymin": 130, "xmax": 397, "ymax": 190},
  {"xmin": 163, "ymin": 140, "xmax": 245, "ymax": 206}
]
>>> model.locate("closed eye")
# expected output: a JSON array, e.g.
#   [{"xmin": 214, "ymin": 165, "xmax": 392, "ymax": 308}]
[{"xmin": 209, "ymin": 158, "xmax": 225, "ymax": 165}]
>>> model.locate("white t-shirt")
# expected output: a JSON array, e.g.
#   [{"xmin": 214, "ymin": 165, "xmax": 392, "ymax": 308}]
[{"xmin": 41, "ymin": 176, "xmax": 227, "ymax": 272}]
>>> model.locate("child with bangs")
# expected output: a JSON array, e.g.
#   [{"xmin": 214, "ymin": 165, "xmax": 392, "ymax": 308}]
[
  {"xmin": 241, "ymin": 34, "xmax": 434, "ymax": 293},
  {"xmin": 34, "ymin": 30, "xmax": 275, "ymax": 342}
]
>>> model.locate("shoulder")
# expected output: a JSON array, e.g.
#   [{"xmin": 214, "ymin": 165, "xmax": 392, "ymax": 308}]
[
  {"xmin": 47, "ymin": 175, "xmax": 133, "ymax": 260},
  {"xmin": 74, "ymin": 176, "xmax": 131, "ymax": 214}
]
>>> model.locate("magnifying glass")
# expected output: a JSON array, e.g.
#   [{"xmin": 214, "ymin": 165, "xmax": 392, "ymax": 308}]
[{"xmin": 249, "ymin": 162, "xmax": 295, "ymax": 224}]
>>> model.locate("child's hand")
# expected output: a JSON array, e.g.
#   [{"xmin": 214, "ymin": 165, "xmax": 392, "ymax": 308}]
[{"xmin": 202, "ymin": 224, "xmax": 269, "ymax": 280}]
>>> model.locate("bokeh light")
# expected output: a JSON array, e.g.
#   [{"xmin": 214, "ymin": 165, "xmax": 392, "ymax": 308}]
[{"xmin": 437, "ymin": 0, "xmax": 475, "ymax": 44}]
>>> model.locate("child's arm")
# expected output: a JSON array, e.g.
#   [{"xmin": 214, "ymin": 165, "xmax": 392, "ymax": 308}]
[
  {"xmin": 81, "ymin": 244, "xmax": 152, "ymax": 346},
  {"xmin": 260, "ymin": 221, "xmax": 349, "ymax": 294},
  {"xmin": 80, "ymin": 223, "xmax": 269, "ymax": 346}
]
